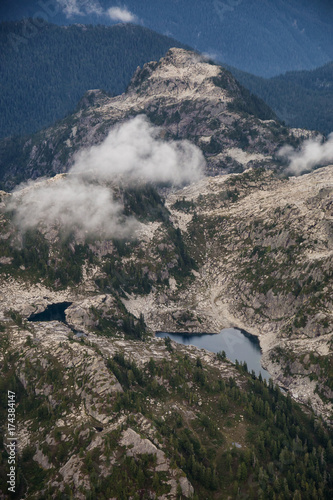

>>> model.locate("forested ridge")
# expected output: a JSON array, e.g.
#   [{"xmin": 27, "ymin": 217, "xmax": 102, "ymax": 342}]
[
  {"xmin": 227, "ymin": 62, "xmax": 333, "ymax": 134},
  {"xmin": 1, "ymin": 0, "xmax": 333, "ymax": 77},
  {"xmin": 0, "ymin": 20, "xmax": 188, "ymax": 139}
]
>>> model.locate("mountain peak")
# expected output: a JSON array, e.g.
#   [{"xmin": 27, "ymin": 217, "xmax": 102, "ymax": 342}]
[
  {"xmin": 128, "ymin": 47, "xmax": 221, "ymax": 96},
  {"xmin": 0, "ymin": 48, "xmax": 289, "ymax": 186},
  {"xmin": 161, "ymin": 47, "xmax": 211, "ymax": 67}
]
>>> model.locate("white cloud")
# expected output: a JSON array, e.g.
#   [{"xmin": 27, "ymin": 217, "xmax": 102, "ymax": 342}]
[
  {"xmin": 56, "ymin": 0, "xmax": 82, "ymax": 17},
  {"xmin": 56, "ymin": 0, "xmax": 105, "ymax": 18},
  {"xmin": 85, "ymin": 1, "xmax": 104, "ymax": 16},
  {"xmin": 201, "ymin": 52, "xmax": 219, "ymax": 62},
  {"xmin": 8, "ymin": 176, "xmax": 137, "ymax": 238},
  {"xmin": 55, "ymin": 1, "xmax": 136, "ymax": 21},
  {"xmin": 107, "ymin": 6, "xmax": 136, "ymax": 23},
  {"xmin": 72, "ymin": 115, "xmax": 204, "ymax": 185},
  {"xmin": 7, "ymin": 116, "xmax": 205, "ymax": 238},
  {"xmin": 278, "ymin": 133, "xmax": 333, "ymax": 175}
]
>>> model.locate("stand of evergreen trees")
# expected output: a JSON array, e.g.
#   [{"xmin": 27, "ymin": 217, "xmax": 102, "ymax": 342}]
[{"xmin": 226, "ymin": 62, "xmax": 333, "ymax": 134}]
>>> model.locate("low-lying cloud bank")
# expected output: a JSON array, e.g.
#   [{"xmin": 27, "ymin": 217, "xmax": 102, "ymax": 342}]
[
  {"xmin": 8, "ymin": 177, "xmax": 138, "ymax": 239},
  {"xmin": 278, "ymin": 132, "xmax": 333, "ymax": 175},
  {"xmin": 7, "ymin": 116, "xmax": 205, "ymax": 238}
]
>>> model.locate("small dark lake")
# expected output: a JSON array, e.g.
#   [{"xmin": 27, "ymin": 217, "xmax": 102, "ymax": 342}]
[
  {"xmin": 28, "ymin": 302, "xmax": 72, "ymax": 323},
  {"xmin": 156, "ymin": 328, "xmax": 271, "ymax": 381}
]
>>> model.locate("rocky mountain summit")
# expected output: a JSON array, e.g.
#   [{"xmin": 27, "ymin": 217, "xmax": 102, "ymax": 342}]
[{"xmin": 0, "ymin": 48, "xmax": 312, "ymax": 189}]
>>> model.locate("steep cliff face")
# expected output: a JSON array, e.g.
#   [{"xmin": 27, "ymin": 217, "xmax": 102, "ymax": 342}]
[{"xmin": 0, "ymin": 48, "xmax": 309, "ymax": 189}]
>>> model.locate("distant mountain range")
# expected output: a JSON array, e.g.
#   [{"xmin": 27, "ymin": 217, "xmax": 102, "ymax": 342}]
[{"xmin": 1, "ymin": 0, "xmax": 333, "ymax": 77}]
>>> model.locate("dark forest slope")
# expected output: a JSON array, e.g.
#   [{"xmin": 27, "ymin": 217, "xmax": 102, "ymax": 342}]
[
  {"xmin": 226, "ymin": 62, "xmax": 333, "ymax": 134},
  {"xmin": 1, "ymin": 0, "xmax": 333, "ymax": 77},
  {"xmin": 0, "ymin": 21, "xmax": 189, "ymax": 138}
]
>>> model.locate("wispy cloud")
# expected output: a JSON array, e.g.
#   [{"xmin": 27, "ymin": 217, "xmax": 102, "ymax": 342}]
[
  {"xmin": 72, "ymin": 116, "xmax": 204, "ymax": 185},
  {"xmin": 55, "ymin": 1, "xmax": 136, "ymax": 22},
  {"xmin": 8, "ymin": 176, "xmax": 136, "ymax": 238},
  {"xmin": 278, "ymin": 133, "xmax": 333, "ymax": 175},
  {"xmin": 84, "ymin": 1, "xmax": 104, "ymax": 16},
  {"xmin": 55, "ymin": 0, "xmax": 80, "ymax": 18},
  {"xmin": 55, "ymin": 1, "xmax": 101, "ymax": 17},
  {"xmin": 7, "ymin": 116, "xmax": 205, "ymax": 238},
  {"xmin": 107, "ymin": 7, "xmax": 137, "ymax": 23},
  {"xmin": 201, "ymin": 52, "xmax": 219, "ymax": 62}
]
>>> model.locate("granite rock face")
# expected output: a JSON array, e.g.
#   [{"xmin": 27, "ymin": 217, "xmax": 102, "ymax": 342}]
[{"xmin": 1, "ymin": 317, "xmax": 239, "ymax": 498}]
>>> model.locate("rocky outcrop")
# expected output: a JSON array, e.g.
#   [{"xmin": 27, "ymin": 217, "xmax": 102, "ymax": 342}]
[{"xmin": 119, "ymin": 426, "xmax": 196, "ymax": 499}]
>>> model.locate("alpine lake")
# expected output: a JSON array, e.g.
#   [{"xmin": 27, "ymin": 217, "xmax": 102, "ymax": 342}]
[{"xmin": 156, "ymin": 328, "xmax": 271, "ymax": 382}]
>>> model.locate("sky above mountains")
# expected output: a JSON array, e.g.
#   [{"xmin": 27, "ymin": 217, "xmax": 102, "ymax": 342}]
[{"xmin": 1, "ymin": 0, "xmax": 333, "ymax": 76}]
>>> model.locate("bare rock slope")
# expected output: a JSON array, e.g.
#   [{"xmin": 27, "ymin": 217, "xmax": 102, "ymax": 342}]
[
  {"xmin": 125, "ymin": 165, "xmax": 333, "ymax": 422},
  {"xmin": 0, "ymin": 165, "xmax": 332, "ymax": 424}
]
